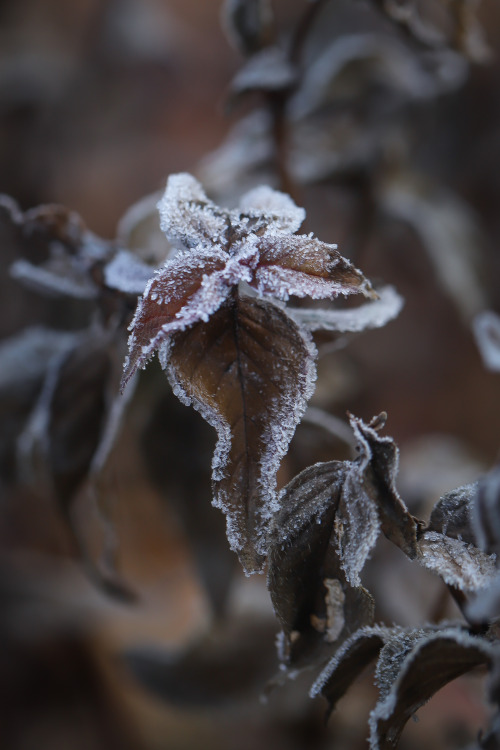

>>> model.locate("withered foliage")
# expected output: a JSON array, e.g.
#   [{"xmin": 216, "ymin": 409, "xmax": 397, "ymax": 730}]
[{"xmin": 2, "ymin": 1, "xmax": 500, "ymax": 749}]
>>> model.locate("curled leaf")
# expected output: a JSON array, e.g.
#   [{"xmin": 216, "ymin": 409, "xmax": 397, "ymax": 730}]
[{"xmin": 369, "ymin": 627, "xmax": 496, "ymax": 749}]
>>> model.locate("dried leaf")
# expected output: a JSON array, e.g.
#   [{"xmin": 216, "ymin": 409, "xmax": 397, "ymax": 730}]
[
  {"xmin": 418, "ymin": 531, "xmax": 496, "ymax": 592},
  {"xmin": 309, "ymin": 625, "xmax": 398, "ymax": 713},
  {"xmin": 369, "ymin": 627, "xmax": 496, "ymax": 749},
  {"xmin": 267, "ymin": 413, "xmax": 418, "ymax": 665},
  {"xmin": 122, "ymin": 173, "xmax": 373, "ymax": 388},
  {"xmin": 267, "ymin": 459, "xmax": 375, "ymax": 665},
  {"xmin": 166, "ymin": 293, "xmax": 317, "ymax": 573}
]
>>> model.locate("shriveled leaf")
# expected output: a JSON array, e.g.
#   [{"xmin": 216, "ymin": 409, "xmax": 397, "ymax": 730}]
[
  {"xmin": 165, "ymin": 293, "xmax": 317, "ymax": 573},
  {"xmin": 350, "ymin": 414, "xmax": 418, "ymax": 560},
  {"xmin": 222, "ymin": 0, "xmax": 274, "ymax": 55},
  {"xmin": 369, "ymin": 628, "xmax": 496, "ymax": 749},
  {"xmin": 288, "ymin": 285, "xmax": 403, "ymax": 333},
  {"xmin": 427, "ymin": 482, "xmax": 478, "ymax": 544},
  {"xmin": 473, "ymin": 311, "xmax": 500, "ymax": 373},
  {"xmin": 267, "ymin": 459, "xmax": 375, "ymax": 665},
  {"xmin": 418, "ymin": 531, "xmax": 496, "ymax": 592},
  {"xmin": 267, "ymin": 412, "xmax": 419, "ymax": 664},
  {"xmin": 310, "ymin": 625, "xmax": 395, "ymax": 714}
]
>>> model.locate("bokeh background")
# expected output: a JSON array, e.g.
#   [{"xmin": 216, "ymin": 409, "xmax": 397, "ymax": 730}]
[{"xmin": 1, "ymin": 1, "xmax": 500, "ymax": 748}]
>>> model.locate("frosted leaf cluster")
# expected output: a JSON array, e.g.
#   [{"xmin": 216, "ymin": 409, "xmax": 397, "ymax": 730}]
[{"xmin": 121, "ymin": 172, "xmax": 375, "ymax": 388}]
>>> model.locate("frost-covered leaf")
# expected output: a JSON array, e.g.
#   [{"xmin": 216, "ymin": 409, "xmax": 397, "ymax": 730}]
[
  {"xmin": 267, "ymin": 413, "xmax": 418, "ymax": 665},
  {"xmin": 473, "ymin": 311, "xmax": 500, "ymax": 373},
  {"xmin": 0, "ymin": 326, "xmax": 76, "ymax": 391},
  {"xmin": 350, "ymin": 414, "xmax": 418, "ymax": 560},
  {"xmin": 3, "ymin": 197, "xmax": 112, "ymax": 300},
  {"xmin": 427, "ymin": 482, "xmax": 478, "ymax": 544},
  {"xmin": 165, "ymin": 294, "xmax": 316, "ymax": 574},
  {"xmin": 288, "ymin": 285, "xmax": 403, "ymax": 333},
  {"xmin": 267, "ymin": 459, "xmax": 375, "ymax": 665},
  {"xmin": 252, "ymin": 233, "xmax": 375, "ymax": 301},
  {"xmin": 418, "ymin": 531, "xmax": 496, "ymax": 592},
  {"xmin": 103, "ymin": 250, "xmax": 155, "ymax": 296},
  {"xmin": 222, "ymin": 0, "xmax": 274, "ymax": 55},
  {"xmin": 125, "ymin": 173, "xmax": 374, "ymax": 390},
  {"xmin": 230, "ymin": 46, "xmax": 297, "ymax": 99},
  {"xmin": 121, "ymin": 249, "xmax": 229, "ymax": 388},
  {"xmin": 472, "ymin": 465, "xmax": 500, "ymax": 556},
  {"xmin": 309, "ymin": 625, "xmax": 399, "ymax": 713},
  {"xmin": 369, "ymin": 627, "xmax": 496, "ymax": 750}
]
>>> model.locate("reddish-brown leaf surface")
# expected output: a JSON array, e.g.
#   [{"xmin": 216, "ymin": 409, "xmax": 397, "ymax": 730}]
[{"xmin": 166, "ymin": 291, "xmax": 316, "ymax": 573}]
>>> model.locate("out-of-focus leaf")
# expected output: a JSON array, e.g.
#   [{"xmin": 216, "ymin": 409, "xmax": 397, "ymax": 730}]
[
  {"xmin": 123, "ymin": 617, "xmax": 278, "ymax": 708},
  {"xmin": 229, "ymin": 46, "xmax": 297, "ymax": 100},
  {"xmin": 3, "ymin": 196, "xmax": 112, "ymax": 300},
  {"xmin": 473, "ymin": 311, "xmax": 500, "ymax": 373},
  {"xmin": 222, "ymin": 0, "xmax": 274, "ymax": 55},
  {"xmin": 380, "ymin": 176, "xmax": 487, "ymax": 322},
  {"xmin": 369, "ymin": 627, "xmax": 496, "ymax": 749},
  {"xmin": 116, "ymin": 191, "xmax": 171, "ymax": 266},
  {"xmin": 370, "ymin": 0, "xmax": 490, "ymax": 62},
  {"xmin": 141, "ymin": 389, "xmax": 237, "ymax": 616},
  {"xmin": 472, "ymin": 465, "xmax": 500, "ymax": 556},
  {"xmin": 17, "ymin": 327, "xmax": 135, "ymax": 600},
  {"xmin": 427, "ymin": 482, "xmax": 478, "ymax": 544},
  {"xmin": 166, "ymin": 294, "xmax": 317, "ymax": 574},
  {"xmin": 103, "ymin": 250, "xmax": 155, "ymax": 296},
  {"xmin": 288, "ymin": 285, "xmax": 403, "ymax": 333}
]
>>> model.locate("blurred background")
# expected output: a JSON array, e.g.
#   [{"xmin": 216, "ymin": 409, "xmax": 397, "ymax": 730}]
[{"xmin": 1, "ymin": 1, "xmax": 500, "ymax": 748}]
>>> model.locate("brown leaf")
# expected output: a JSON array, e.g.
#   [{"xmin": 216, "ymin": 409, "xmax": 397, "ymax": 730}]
[
  {"xmin": 427, "ymin": 482, "xmax": 478, "ymax": 544},
  {"xmin": 369, "ymin": 628, "xmax": 496, "ymax": 749},
  {"xmin": 310, "ymin": 625, "xmax": 395, "ymax": 716},
  {"xmin": 166, "ymin": 292, "xmax": 317, "ymax": 573},
  {"xmin": 254, "ymin": 234, "xmax": 376, "ymax": 300},
  {"xmin": 267, "ymin": 460, "xmax": 375, "ymax": 666},
  {"xmin": 122, "ymin": 250, "xmax": 228, "ymax": 387}
]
